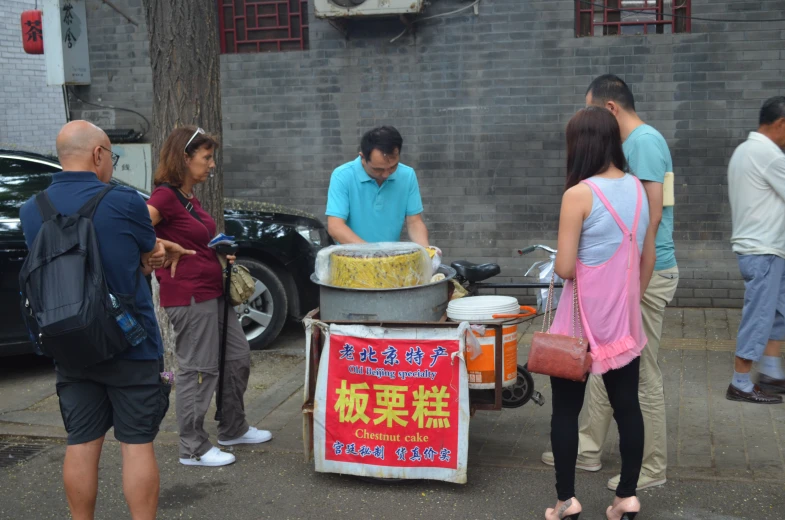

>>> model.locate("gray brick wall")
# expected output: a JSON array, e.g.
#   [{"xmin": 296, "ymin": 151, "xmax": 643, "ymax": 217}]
[
  {"xmin": 69, "ymin": 0, "xmax": 152, "ymax": 135},
  {"xmin": 0, "ymin": 0, "xmax": 66, "ymax": 153},
  {"xmin": 75, "ymin": 0, "xmax": 785, "ymax": 308}
]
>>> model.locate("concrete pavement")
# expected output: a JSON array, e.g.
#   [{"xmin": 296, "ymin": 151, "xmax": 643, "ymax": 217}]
[
  {"xmin": 1, "ymin": 441, "xmax": 783, "ymax": 519},
  {"xmin": 2, "ymin": 309, "xmax": 785, "ymax": 519},
  {"xmin": 479, "ymin": 308, "xmax": 785, "ymax": 485}
]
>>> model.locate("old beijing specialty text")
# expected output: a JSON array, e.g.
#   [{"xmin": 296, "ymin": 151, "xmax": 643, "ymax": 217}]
[{"xmin": 324, "ymin": 334, "xmax": 461, "ymax": 469}]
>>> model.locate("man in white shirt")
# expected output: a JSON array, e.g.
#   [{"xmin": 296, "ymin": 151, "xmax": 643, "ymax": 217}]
[{"xmin": 726, "ymin": 96, "xmax": 785, "ymax": 404}]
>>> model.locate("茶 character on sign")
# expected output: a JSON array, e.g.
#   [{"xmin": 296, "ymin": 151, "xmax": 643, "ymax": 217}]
[
  {"xmin": 332, "ymin": 441, "xmax": 345, "ymax": 455},
  {"xmin": 382, "ymin": 346, "xmax": 400, "ymax": 366},
  {"xmin": 423, "ymin": 447, "xmax": 437, "ymax": 461},
  {"xmin": 405, "ymin": 346, "xmax": 424, "ymax": 366},
  {"xmin": 395, "ymin": 447, "xmax": 407, "ymax": 461},
  {"xmin": 439, "ymin": 448, "xmax": 451, "ymax": 462},
  {"xmin": 372, "ymin": 385, "xmax": 409, "ymax": 427},
  {"xmin": 346, "ymin": 443, "xmax": 359, "ymax": 455},
  {"xmin": 412, "ymin": 385, "xmax": 451, "ymax": 428},
  {"xmin": 359, "ymin": 445, "xmax": 372, "ymax": 457},
  {"xmin": 24, "ymin": 20, "xmax": 42, "ymax": 42},
  {"xmin": 62, "ymin": 2, "xmax": 74, "ymax": 24},
  {"xmin": 360, "ymin": 345, "xmax": 378, "ymax": 363},
  {"xmin": 410, "ymin": 447, "xmax": 422, "ymax": 462},
  {"xmin": 339, "ymin": 343, "xmax": 355, "ymax": 360},
  {"xmin": 334, "ymin": 380, "xmax": 370, "ymax": 424},
  {"xmin": 429, "ymin": 346, "xmax": 448, "ymax": 367}
]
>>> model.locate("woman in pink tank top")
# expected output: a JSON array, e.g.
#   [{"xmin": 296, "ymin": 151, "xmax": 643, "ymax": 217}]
[{"xmin": 544, "ymin": 107, "xmax": 656, "ymax": 520}]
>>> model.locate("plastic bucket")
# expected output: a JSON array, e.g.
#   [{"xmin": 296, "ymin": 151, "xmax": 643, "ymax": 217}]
[
  {"xmin": 447, "ymin": 296, "xmax": 522, "ymax": 390},
  {"xmin": 466, "ymin": 324, "xmax": 518, "ymax": 389}
]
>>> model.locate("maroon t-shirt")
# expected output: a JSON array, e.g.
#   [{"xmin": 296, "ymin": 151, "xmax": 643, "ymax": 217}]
[{"xmin": 147, "ymin": 186, "xmax": 223, "ymax": 307}]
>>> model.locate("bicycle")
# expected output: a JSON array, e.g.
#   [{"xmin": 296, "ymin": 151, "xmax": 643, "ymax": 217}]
[
  {"xmin": 452, "ymin": 244, "xmax": 563, "ymax": 302},
  {"xmin": 449, "ymin": 245, "xmax": 565, "ymax": 409}
]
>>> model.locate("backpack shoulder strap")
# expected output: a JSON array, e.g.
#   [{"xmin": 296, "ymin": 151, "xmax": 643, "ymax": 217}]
[
  {"xmin": 77, "ymin": 185, "xmax": 115, "ymax": 219},
  {"xmin": 34, "ymin": 191, "xmax": 59, "ymax": 221},
  {"xmin": 161, "ymin": 183, "xmax": 204, "ymax": 225}
]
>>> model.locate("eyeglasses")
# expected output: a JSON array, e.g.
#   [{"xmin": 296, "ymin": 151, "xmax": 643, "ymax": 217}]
[
  {"xmin": 99, "ymin": 145, "xmax": 120, "ymax": 168},
  {"xmin": 185, "ymin": 127, "xmax": 205, "ymax": 152}
]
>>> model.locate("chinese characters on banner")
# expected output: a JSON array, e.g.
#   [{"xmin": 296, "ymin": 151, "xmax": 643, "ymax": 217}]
[
  {"xmin": 312, "ymin": 323, "xmax": 470, "ymax": 483},
  {"xmin": 62, "ymin": 1, "xmax": 77, "ymax": 48},
  {"xmin": 43, "ymin": 0, "xmax": 91, "ymax": 85}
]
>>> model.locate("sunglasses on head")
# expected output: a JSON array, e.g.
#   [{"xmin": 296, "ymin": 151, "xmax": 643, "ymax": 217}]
[{"xmin": 185, "ymin": 127, "xmax": 205, "ymax": 153}]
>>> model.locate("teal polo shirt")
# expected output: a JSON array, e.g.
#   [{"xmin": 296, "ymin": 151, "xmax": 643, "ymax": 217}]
[
  {"xmin": 325, "ymin": 156, "xmax": 424, "ymax": 243},
  {"xmin": 623, "ymin": 124, "xmax": 677, "ymax": 271}
]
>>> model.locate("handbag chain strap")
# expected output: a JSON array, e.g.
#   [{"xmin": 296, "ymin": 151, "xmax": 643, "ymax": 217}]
[{"xmin": 541, "ymin": 270, "xmax": 584, "ymax": 342}]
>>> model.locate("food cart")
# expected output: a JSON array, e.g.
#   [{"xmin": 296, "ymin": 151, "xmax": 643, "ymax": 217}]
[{"xmin": 301, "ymin": 251, "xmax": 544, "ymax": 484}]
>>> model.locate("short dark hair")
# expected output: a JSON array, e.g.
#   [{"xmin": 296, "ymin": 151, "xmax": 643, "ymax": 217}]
[
  {"xmin": 759, "ymin": 96, "xmax": 785, "ymax": 126},
  {"xmin": 586, "ymin": 74, "xmax": 636, "ymax": 112},
  {"xmin": 565, "ymin": 106, "xmax": 628, "ymax": 191},
  {"xmin": 360, "ymin": 126, "xmax": 403, "ymax": 160}
]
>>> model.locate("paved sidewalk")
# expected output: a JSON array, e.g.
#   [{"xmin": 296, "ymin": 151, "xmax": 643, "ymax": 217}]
[
  {"xmin": 2, "ymin": 308, "xmax": 784, "ymax": 486},
  {"xmin": 475, "ymin": 307, "xmax": 785, "ymax": 484},
  {"xmin": 251, "ymin": 308, "xmax": 785, "ymax": 485}
]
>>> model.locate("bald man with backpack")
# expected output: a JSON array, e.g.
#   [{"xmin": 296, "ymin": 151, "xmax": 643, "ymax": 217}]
[{"xmin": 19, "ymin": 120, "xmax": 191, "ymax": 520}]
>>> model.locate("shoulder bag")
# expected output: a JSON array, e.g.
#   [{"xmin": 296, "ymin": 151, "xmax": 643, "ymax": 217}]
[
  {"xmin": 527, "ymin": 271, "xmax": 592, "ymax": 382},
  {"xmin": 162, "ymin": 184, "xmax": 256, "ymax": 306}
]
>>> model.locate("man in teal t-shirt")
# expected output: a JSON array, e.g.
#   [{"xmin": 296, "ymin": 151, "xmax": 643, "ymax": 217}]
[
  {"xmin": 624, "ymin": 126, "xmax": 677, "ymax": 272},
  {"xmin": 540, "ymin": 75, "xmax": 679, "ymax": 493},
  {"xmin": 585, "ymin": 75, "xmax": 678, "ymax": 491},
  {"xmin": 325, "ymin": 126, "xmax": 430, "ymax": 247}
]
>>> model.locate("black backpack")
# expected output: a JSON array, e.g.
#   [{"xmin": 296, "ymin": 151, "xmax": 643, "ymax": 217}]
[{"xmin": 19, "ymin": 185, "xmax": 132, "ymax": 369}]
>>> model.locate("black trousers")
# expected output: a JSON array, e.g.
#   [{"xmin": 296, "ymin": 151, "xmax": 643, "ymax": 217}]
[{"xmin": 550, "ymin": 357, "xmax": 644, "ymax": 500}]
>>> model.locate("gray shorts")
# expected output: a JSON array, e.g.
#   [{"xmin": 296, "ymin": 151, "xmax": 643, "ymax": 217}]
[
  {"xmin": 56, "ymin": 357, "xmax": 170, "ymax": 445},
  {"xmin": 736, "ymin": 254, "xmax": 785, "ymax": 361}
]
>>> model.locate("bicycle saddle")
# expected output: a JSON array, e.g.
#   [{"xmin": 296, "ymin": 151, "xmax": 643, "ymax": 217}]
[{"xmin": 450, "ymin": 261, "xmax": 501, "ymax": 283}]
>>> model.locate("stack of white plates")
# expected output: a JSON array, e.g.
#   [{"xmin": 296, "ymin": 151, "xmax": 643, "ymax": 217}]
[{"xmin": 447, "ymin": 296, "xmax": 520, "ymax": 322}]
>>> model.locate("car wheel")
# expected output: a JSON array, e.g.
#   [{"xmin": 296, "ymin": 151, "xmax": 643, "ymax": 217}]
[{"xmin": 234, "ymin": 258, "xmax": 288, "ymax": 350}]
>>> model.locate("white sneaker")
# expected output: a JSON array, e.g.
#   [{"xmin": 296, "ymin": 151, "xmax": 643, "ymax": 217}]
[
  {"xmin": 607, "ymin": 472, "xmax": 667, "ymax": 491},
  {"xmin": 218, "ymin": 426, "xmax": 273, "ymax": 446},
  {"xmin": 179, "ymin": 447, "xmax": 236, "ymax": 467}
]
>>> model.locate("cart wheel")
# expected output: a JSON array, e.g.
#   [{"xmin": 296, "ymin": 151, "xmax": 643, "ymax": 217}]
[{"xmin": 501, "ymin": 365, "xmax": 535, "ymax": 408}]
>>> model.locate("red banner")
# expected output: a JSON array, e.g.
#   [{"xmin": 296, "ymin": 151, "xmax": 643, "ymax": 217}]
[{"xmin": 323, "ymin": 334, "xmax": 461, "ymax": 470}]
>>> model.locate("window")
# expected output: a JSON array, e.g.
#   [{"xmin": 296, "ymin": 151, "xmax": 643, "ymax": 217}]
[
  {"xmin": 217, "ymin": 0, "xmax": 309, "ymax": 53},
  {"xmin": 0, "ymin": 157, "xmax": 60, "ymax": 220},
  {"xmin": 575, "ymin": 0, "xmax": 690, "ymax": 37}
]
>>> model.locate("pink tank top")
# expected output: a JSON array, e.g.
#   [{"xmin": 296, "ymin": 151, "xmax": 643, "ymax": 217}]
[{"xmin": 550, "ymin": 178, "xmax": 647, "ymax": 375}]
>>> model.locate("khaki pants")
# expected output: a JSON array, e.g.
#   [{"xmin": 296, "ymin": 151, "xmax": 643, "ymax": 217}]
[
  {"xmin": 166, "ymin": 297, "xmax": 251, "ymax": 459},
  {"xmin": 577, "ymin": 266, "xmax": 679, "ymax": 480}
]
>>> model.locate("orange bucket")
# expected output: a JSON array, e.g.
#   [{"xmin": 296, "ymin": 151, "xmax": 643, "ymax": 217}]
[
  {"xmin": 466, "ymin": 325, "xmax": 518, "ymax": 389},
  {"xmin": 447, "ymin": 298, "xmax": 535, "ymax": 390}
]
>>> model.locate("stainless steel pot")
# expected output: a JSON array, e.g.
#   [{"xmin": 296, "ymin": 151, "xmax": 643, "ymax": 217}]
[{"xmin": 311, "ymin": 265, "xmax": 457, "ymax": 322}]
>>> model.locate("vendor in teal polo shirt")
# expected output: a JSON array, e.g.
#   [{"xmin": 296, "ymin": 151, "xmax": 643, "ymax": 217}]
[{"xmin": 326, "ymin": 126, "xmax": 430, "ymax": 247}]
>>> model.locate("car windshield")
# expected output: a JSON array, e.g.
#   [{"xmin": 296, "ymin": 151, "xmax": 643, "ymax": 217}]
[{"xmin": 0, "ymin": 154, "xmax": 147, "ymax": 219}]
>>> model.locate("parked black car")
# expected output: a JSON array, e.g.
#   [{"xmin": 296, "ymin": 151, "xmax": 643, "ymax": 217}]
[{"xmin": 0, "ymin": 150, "xmax": 329, "ymax": 356}]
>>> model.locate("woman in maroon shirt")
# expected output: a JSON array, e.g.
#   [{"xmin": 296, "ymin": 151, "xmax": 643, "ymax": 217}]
[{"xmin": 147, "ymin": 126, "xmax": 272, "ymax": 467}]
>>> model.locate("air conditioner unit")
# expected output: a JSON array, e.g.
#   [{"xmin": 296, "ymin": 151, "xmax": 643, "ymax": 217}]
[{"xmin": 314, "ymin": 0, "xmax": 425, "ymax": 19}]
